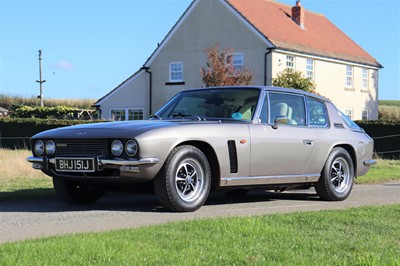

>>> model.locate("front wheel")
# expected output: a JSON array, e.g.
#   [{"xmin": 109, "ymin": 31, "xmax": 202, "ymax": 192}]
[
  {"xmin": 315, "ymin": 147, "xmax": 354, "ymax": 201},
  {"xmin": 53, "ymin": 178, "xmax": 105, "ymax": 204},
  {"xmin": 154, "ymin": 145, "xmax": 211, "ymax": 212}
]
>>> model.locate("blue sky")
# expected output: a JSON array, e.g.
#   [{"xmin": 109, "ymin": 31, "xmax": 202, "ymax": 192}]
[{"xmin": 0, "ymin": 0, "xmax": 399, "ymax": 101}]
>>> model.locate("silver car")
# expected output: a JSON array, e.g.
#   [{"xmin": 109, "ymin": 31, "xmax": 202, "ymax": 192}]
[{"xmin": 27, "ymin": 86, "xmax": 376, "ymax": 212}]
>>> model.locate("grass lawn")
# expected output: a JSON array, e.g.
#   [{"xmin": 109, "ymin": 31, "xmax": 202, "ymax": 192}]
[
  {"xmin": 355, "ymin": 159, "xmax": 400, "ymax": 184},
  {"xmin": 0, "ymin": 205, "xmax": 399, "ymax": 265}
]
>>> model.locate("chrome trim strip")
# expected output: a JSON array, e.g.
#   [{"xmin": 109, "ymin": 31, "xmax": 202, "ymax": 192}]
[
  {"xmin": 98, "ymin": 157, "xmax": 160, "ymax": 166},
  {"xmin": 27, "ymin": 156, "xmax": 44, "ymax": 164},
  {"xmin": 363, "ymin": 160, "xmax": 377, "ymax": 167},
  {"xmin": 220, "ymin": 174, "xmax": 320, "ymax": 187}
]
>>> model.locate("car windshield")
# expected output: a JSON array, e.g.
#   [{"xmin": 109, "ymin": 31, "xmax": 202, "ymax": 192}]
[{"xmin": 155, "ymin": 88, "xmax": 260, "ymax": 121}]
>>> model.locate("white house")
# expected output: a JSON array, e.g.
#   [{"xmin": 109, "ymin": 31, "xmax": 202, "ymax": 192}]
[{"xmin": 93, "ymin": 0, "xmax": 382, "ymax": 121}]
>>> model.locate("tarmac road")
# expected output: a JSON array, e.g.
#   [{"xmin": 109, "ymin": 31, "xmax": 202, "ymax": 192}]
[{"xmin": 1, "ymin": 182, "xmax": 399, "ymax": 244}]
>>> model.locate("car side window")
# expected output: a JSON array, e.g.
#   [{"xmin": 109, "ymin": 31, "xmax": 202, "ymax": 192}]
[
  {"xmin": 268, "ymin": 93, "xmax": 306, "ymax": 126},
  {"xmin": 259, "ymin": 94, "xmax": 269, "ymax": 123},
  {"xmin": 307, "ymin": 98, "xmax": 328, "ymax": 127}
]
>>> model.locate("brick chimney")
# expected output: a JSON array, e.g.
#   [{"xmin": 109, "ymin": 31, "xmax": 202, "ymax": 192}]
[{"xmin": 292, "ymin": 0, "xmax": 305, "ymax": 29}]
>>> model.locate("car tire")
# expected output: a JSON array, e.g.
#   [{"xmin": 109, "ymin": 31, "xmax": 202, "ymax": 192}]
[
  {"xmin": 154, "ymin": 145, "xmax": 211, "ymax": 212},
  {"xmin": 53, "ymin": 177, "xmax": 105, "ymax": 204},
  {"xmin": 315, "ymin": 147, "xmax": 354, "ymax": 201}
]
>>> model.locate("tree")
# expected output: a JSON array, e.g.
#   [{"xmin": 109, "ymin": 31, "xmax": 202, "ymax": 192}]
[
  {"xmin": 201, "ymin": 45, "xmax": 253, "ymax": 87},
  {"xmin": 272, "ymin": 69, "xmax": 316, "ymax": 92}
]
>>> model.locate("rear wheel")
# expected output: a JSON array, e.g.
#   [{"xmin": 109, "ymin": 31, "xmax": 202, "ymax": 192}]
[
  {"xmin": 315, "ymin": 147, "xmax": 354, "ymax": 201},
  {"xmin": 53, "ymin": 178, "xmax": 105, "ymax": 204},
  {"xmin": 154, "ymin": 145, "xmax": 211, "ymax": 212}
]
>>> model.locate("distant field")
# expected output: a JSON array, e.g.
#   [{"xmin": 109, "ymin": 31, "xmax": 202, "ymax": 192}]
[
  {"xmin": 379, "ymin": 100, "xmax": 400, "ymax": 120},
  {"xmin": 379, "ymin": 100, "xmax": 400, "ymax": 107},
  {"xmin": 0, "ymin": 94, "xmax": 96, "ymax": 110}
]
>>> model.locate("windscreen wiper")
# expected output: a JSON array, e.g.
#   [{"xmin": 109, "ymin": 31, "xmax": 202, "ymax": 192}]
[{"xmin": 170, "ymin": 112, "xmax": 202, "ymax": 121}]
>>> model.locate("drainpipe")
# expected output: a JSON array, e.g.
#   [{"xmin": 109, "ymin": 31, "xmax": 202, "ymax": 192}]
[
  {"xmin": 141, "ymin": 66, "xmax": 153, "ymax": 116},
  {"xmin": 264, "ymin": 47, "xmax": 275, "ymax": 86}
]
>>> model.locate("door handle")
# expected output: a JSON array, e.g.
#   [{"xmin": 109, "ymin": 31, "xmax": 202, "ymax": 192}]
[{"xmin": 303, "ymin": 140, "xmax": 314, "ymax": 146}]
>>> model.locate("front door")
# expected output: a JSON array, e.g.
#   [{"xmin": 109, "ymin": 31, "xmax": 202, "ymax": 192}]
[{"xmin": 249, "ymin": 92, "xmax": 315, "ymax": 177}]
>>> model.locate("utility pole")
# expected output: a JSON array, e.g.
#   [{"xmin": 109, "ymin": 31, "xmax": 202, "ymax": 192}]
[{"xmin": 36, "ymin": 49, "xmax": 46, "ymax": 107}]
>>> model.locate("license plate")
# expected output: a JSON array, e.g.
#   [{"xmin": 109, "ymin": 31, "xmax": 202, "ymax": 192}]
[{"xmin": 55, "ymin": 157, "xmax": 95, "ymax": 172}]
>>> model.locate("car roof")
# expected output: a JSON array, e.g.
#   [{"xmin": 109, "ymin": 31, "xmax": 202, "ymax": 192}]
[{"xmin": 186, "ymin": 86, "xmax": 330, "ymax": 103}]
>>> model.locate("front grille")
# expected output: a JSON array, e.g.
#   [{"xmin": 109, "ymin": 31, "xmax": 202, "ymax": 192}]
[{"xmin": 54, "ymin": 139, "xmax": 110, "ymax": 156}]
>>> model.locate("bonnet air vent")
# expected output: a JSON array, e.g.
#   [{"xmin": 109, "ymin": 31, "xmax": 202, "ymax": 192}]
[{"xmin": 227, "ymin": 140, "xmax": 238, "ymax": 173}]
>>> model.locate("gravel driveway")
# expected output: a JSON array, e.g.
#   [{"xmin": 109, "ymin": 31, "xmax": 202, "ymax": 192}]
[{"xmin": 1, "ymin": 182, "xmax": 399, "ymax": 244}]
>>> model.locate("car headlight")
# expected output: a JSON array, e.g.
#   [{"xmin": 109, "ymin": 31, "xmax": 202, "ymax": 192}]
[
  {"xmin": 111, "ymin": 140, "xmax": 123, "ymax": 156},
  {"xmin": 34, "ymin": 140, "xmax": 44, "ymax": 156},
  {"xmin": 126, "ymin": 140, "xmax": 138, "ymax": 157},
  {"xmin": 45, "ymin": 140, "xmax": 56, "ymax": 155}
]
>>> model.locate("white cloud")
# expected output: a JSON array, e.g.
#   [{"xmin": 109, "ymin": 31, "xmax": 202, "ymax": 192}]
[{"xmin": 51, "ymin": 60, "xmax": 75, "ymax": 71}]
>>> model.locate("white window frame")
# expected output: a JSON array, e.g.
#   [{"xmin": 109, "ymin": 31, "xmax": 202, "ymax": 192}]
[
  {"xmin": 110, "ymin": 108, "xmax": 144, "ymax": 121},
  {"xmin": 362, "ymin": 110, "xmax": 368, "ymax": 121},
  {"xmin": 345, "ymin": 108, "xmax": 353, "ymax": 120},
  {"xmin": 169, "ymin": 62, "xmax": 183, "ymax": 82},
  {"xmin": 230, "ymin": 53, "xmax": 244, "ymax": 71},
  {"xmin": 306, "ymin": 58, "xmax": 314, "ymax": 81},
  {"xmin": 286, "ymin": 55, "xmax": 295, "ymax": 70},
  {"xmin": 110, "ymin": 109, "xmax": 126, "ymax": 121},
  {"xmin": 362, "ymin": 68, "xmax": 369, "ymax": 90},
  {"xmin": 345, "ymin": 65, "xmax": 353, "ymax": 88},
  {"xmin": 128, "ymin": 108, "xmax": 144, "ymax": 120}
]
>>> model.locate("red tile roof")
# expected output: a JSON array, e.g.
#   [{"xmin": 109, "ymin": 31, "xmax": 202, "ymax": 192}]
[{"xmin": 226, "ymin": 0, "xmax": 382, "ymax": 67}]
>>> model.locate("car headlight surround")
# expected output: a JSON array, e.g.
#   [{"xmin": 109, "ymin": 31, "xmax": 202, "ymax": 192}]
[
  {"xmin": 111, "ymin": 140, "xmax": 124, "ymax": 157},
  {"xmin": 45, "ymin": 140, "xmax": 56, "ymax": 155},
  {"xmin": 126, "ymin": 140, "xmax": 138, "ymax": 157},
  {"xmin": 34, "ymin": 140, "xmax": 44, "ymax": 156}
]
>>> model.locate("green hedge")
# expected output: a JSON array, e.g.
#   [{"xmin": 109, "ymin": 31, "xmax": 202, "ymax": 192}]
[
  {"xmin": 12, "ymin": 105, "xmax": 77, "ymax": 119},
  {"xmin": 356, "ymin": 120, "xmax": 400, "ymax": 159},
  {"xmin": 1, "ymin": 118, "xmax": 399, "ymax": 158},
  {"xmin": 0, "ymin": 118, "xmax": 105, "ymax": 149}
]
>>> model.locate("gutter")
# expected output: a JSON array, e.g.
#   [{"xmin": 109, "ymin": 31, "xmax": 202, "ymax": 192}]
[
  {"xmin": 264, "ymin": 47, "xmax": 276, "ymax": 86},
  {"xmin": 141, "ymin": 66, "xmax": 153, "ymax": 116}
]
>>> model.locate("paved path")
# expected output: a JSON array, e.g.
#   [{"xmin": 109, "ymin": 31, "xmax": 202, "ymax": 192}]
[{"xmin": 1, "ymin": 182, "xmax": 399, "ymax": 244}]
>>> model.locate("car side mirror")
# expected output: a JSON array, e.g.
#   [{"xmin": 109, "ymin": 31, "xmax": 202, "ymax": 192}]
[{"xmin": 272, "ymin": 116, "xmax": 288, "ymax": 129}]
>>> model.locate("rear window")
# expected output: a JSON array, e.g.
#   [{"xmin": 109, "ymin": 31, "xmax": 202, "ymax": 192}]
[{"xmin": 339, "ymin": 111, "xmax": 361, "ymax": 130}]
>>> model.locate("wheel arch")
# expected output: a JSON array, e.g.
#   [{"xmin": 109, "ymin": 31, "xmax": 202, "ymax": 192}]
[
  {"xmin": 175, "ymin": 140, "xmax": 221, "ymax": 190},
  {"xmin": 332, "ymin": 144, "xmax": 357, "ymax": 176}
]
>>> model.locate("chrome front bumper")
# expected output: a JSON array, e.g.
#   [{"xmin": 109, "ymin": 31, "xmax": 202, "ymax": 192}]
[{"xmin": 26, "ymin": 156, "xmax": 160, "ymax": 171}]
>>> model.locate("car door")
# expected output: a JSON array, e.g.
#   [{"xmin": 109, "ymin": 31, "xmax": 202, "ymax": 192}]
[{"xmin": 249, "ymin": 92, "xmax": 316, "ymax": 177}]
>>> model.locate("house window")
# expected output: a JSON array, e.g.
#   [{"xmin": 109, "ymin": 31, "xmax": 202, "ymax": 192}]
[
  {"xmin": 362, "ymin": 110, "xmax": 368, "ymax": 121},
  {"xmin": 169, "ymin": 62, "xmax": 183, "ymax": 82},
  {"xmin": 362, "ymin": 68, "xmax": 368, "ymax": 89},
  {"xmin": 231, "ymin": 53, "xmax": 243, "ymax": 71},
  {"xmin": 306, "ymin": 59, "xmax": 314, "ymax": 80},
  {"xmin": 345, "ymin": 108, "xmax": 353, "ymax": 120},
  {"xmin": 110, "ymin": 108, "xmax": 144, "ymax": 121},
  {"xmin": 110, "ymin": 109, "xmax": 126, "ymax": 121},
  {"xmin": 346, "ymin": 65, "xmax": 353, "ymax": 88},
  {"xmin": 286, "ymin": 55, "xmax": 295, "ymax": 70},
  {"xmin": 128, "ymin": 108, "xmax": 144, "ymax": 120}
]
